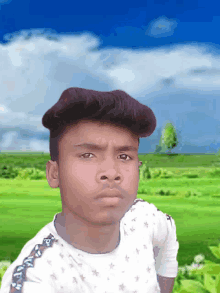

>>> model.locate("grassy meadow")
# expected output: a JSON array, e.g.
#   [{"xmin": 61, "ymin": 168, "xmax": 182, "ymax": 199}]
[{"xmin": 0, "ymin": 151, "xmax": 220, "ymax": 271}]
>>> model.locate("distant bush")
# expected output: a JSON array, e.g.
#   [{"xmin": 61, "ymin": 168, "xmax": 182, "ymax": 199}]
[
  {"xmin": 150, "ymin": 168, "xmax": 173, "ymax": 179},
  {"xmin": 139, "ymin": 164, "xmax": 220, "ymax": 180},
  {"xmin": 155, "ymin": 188, "xmax": 177, "ymax": 197},
  {"xmin": 138, "ymin": 164, "xmax": 205, "ymax": 198},
  {"xmin": 184, "ymin": 190, "xmax": 202, "ymax": 198},
  {"xmin": 14, "ymin": 167, "xmax": 46, "ymax": 180},
  {"xmin": 0, "ymin": 164, "xmax": 19, "ymax": 179},
  {"xmin": 139, "ymin": 164, "xmax": 152, "ymax": 180},
  {"xmin": 139, "ymin": 165, "xmax": 174, "ymax": 180},
  {"xmin": 183, "ymin": 173, "xmax": 199, "ymax": 178},
  {"xmin": 0, "ymin": 165, "xmax": 46, "ymax": 180},
  {"xmin": 207, "ymin": 168, "xmax": 220, "ymax": 178}
]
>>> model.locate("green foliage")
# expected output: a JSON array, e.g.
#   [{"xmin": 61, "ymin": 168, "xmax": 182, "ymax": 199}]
[
  {"xmin": 0, "ymin": 152, "xmax": 49, "ymax": 172},
  {"xmin": 14, "ymin": 167, "xmax": 46, "ymax": 180},
  {"xmin": 139, "ymin": 164, "xmax": 152, "ymax": 180},
  {"xmin": 0, "ymin": 260, "xmax": 12, "ymax": 288},
  {"xmin": 0, "ymin": 164, "xmax": 20, "ymax": 179},
  {"xmin": 184, "ymin": 190, "xmax": 202, "ymax": 198},
  {"xmin": 163, "ymin": 122, "xmax": 178, "ymax": 154},
  {"xmin": 174, "ymin": 243, "xmax": 220, "ymax": 293},
  {"xmin": 0, "ymin": 165, "xmax": 46, "ymax": 180},
  {"xmin": 184, "ymin": 173, "xmax": 199, "ymax": 178},
  {"xmin": 154, "ymin": 121, "xmax": 179, "ymax": 155},
  {"xmin": 150, "ymin": 167, "xmax": 173, "ymax": 179},
  {"xmin": 208, "ymin": 168, "xmax": 220, "ymax": 178},
  {"xmin": 137, "ymin": 163, "xmax": 209, "ymax": 198},
  {"xmin": 154, "ymin": 144, "xmax": 162, "ymax": 154},
  {"xmin": 155, "ymin": 188, "xmax": 177, "ymax": 196},
  {"xmin": 139, "ymin": 164, "xmax": 174, "ymax": 180},
  {"xmin": 216, "ymin": 149, "xmax": 220, "ymax": 157},
  {"xmin": 154, "ymin": 135, "xmax": 169, "ymax": 154}
]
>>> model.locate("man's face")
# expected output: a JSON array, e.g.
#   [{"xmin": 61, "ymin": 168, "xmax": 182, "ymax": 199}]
[{"xmin": 47, "ymin": 119, "xmax": 142, "ymax": 227}]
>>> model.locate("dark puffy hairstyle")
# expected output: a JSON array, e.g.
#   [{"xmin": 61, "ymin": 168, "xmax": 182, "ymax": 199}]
[{"xmin": 42, "ymin": 87, "xmax": 157, "ymax": 162}]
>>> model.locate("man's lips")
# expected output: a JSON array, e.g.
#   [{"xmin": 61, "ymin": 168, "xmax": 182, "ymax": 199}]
[{"xmin": 96, "ymin": 188, "xmax": 123, "ymax": 199}]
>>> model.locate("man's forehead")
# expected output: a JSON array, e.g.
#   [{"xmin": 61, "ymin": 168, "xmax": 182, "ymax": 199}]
[
  {"xmin": 60, "ymin": 120, "xmax": 139, "ymax": 147},
  {"xmin": 66, "ymin": 120, "xmax": 137, "ymax": 135},
  {"xmin": 72, "ymin": 142, "xmax": 138, "ymax": 152}
]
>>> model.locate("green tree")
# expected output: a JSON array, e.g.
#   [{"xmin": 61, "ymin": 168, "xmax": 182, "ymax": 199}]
[
  {"xmin": 154, "ymin": 133, "xmax": 168, "ymax": 154},
  {"xmin": 162, "ymin": 121, "xmax": 178, "ymax": 155}
]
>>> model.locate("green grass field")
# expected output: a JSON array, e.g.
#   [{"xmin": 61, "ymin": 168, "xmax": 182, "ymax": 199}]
[{"xmin": 1, "ymin": 152, "xmax": 220, "ymax": 270}]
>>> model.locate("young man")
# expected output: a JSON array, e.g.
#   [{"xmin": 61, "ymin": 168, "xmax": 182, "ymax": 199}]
[{"xmin": 1, "ymin": 88, "xmax": 179, "ymax": 293}]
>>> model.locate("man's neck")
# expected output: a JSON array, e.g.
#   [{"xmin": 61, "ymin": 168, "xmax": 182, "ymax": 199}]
[{"xmin": 55, "ymin": 213, "xmax": 121, "ymax": 254}]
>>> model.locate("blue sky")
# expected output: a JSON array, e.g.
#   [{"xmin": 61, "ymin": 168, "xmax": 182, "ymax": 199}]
[{"xmin": 0, "ymin": 0, "xmax": 220, "ymax": 154}]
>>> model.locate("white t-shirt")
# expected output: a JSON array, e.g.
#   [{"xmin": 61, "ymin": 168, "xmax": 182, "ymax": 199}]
[{"xmin": 0, "ymin": 198, "xmax": 179, "ymax": 293}]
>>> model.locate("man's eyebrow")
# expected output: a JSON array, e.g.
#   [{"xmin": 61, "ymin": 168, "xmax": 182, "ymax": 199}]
[{"xmin": 72, "ymin": 143, "xmax": 138, "ymax": 152}]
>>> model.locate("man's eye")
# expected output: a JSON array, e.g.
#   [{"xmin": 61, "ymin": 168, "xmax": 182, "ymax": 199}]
[{"xmin": 80, "ymin": 153, "xmax": 132, "ymax": 161}]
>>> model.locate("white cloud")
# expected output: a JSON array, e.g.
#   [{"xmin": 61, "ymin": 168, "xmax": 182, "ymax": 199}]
[
  {"xmin": 0, "ymin": 105, "xmax": 10, "ymax": 113},
  {"xmin": 1, "ymin": 132, "xmax": 18, "ymax": 148},
  {"xmin": 145, "ymin": 16, "xmax": 178, "ymax": 38},
  {"xmin": 0, "ymin": 28, "xmax": 220, "ymax": 153}
]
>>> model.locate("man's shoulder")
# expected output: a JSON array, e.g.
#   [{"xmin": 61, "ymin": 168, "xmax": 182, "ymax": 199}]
[
  {"xmin": 1, "ymin": 223, "xmax": 60, "ymax": 292},
  {"xmin": 127, "ymin": 198, "xmax": 161, "ymax": 215}
]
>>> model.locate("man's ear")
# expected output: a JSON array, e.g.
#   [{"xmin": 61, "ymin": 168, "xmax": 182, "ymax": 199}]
[
  {"xmin": 46, "ymin": 160, "xmax": 59, "ymax": 188},
  {"xmin": 139, "ymin": 161, "xmax": 142, "ymax": 166}
]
